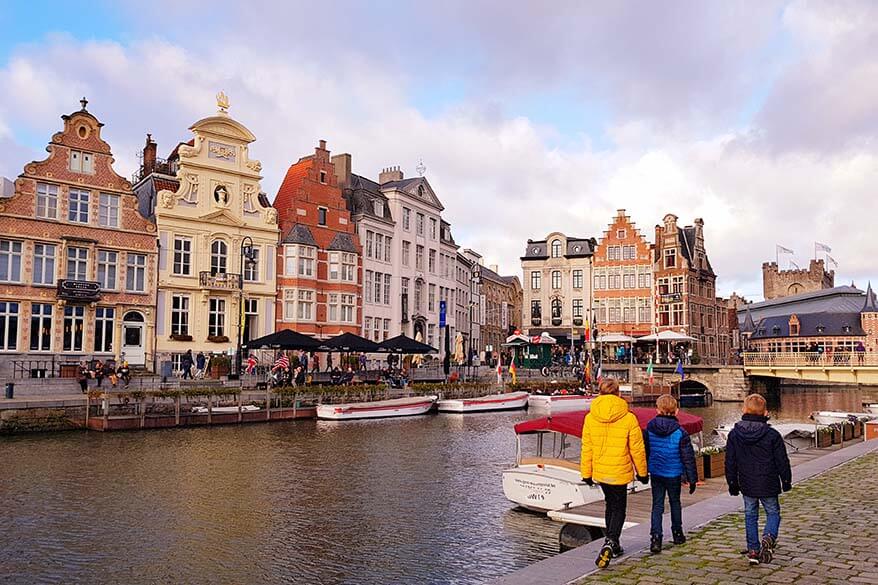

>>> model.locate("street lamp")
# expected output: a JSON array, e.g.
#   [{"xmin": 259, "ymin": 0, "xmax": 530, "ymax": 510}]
[
  {"xmin": 469, "ymin": 267, "xmax": 482, "ymax": 366},
  {"xmin": 236, "ymin": 236, "xmax": 256, "ymax": 378}
]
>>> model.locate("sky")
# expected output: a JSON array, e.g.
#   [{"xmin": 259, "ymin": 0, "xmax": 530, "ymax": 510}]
[{"xmin": 0, "ymin": 0, "xmax": 876, "ymax": 301}]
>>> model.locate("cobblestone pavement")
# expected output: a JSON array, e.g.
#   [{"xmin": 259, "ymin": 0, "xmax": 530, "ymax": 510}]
[{"xmin": 577, "ymin": 452, "xmax": 878, "ymax": 584}]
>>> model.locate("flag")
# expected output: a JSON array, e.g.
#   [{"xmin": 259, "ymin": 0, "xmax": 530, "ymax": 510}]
[
  {"xmin": 776, "ymin": 244, "xmax": 794, "ymax": 255},
  {"xmin": 675, "ymin": 359, "xmax": 685, "ymax": 381},
  {"xmin": 827, "ymin": 255, "xmax": 838, "ymax": 268},
  {"xmin": 509, "ymin": 356, "xmax": 517, "ymax": 385},
  {"xmin": 815, "ymin": 242, "xmax": 832, "ymax": 253},
  {"xmin": 496, "ymin": 354, "xmax": 503, "ymax": 384},
  {"xmin": 584, "ymin": 356, "xmax": 592, "ymax": 385},
  {"xmin": 584, "ymin": 316, "xmax": 591, "ymax": 342},
  {"xmin": 246, "ymin": 355, "xmax": 258, "ymax": 375},
  {"xmin": 271, "ymin": 355, "xmax": 289, "ymax": 371},
  {"xmin": 596, "ymin": 361, "xmax": 602, "ymax": 382},
  {"xmin": 647, "ymin": 358, "xmax": 654, "ymax": 385}
]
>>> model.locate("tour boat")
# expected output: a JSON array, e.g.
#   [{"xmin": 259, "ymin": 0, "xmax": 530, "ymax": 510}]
[
  {"xmin": 811, "ymin": 411, "xmax": 877, "ymax": 426},
  {"xmin": 437, "ymin": 391, "xmax": 529, "ymax": 413},
  {"xmin": 503, "ymin": 408, "xmax": 703, "ymax": 513},
  {"xmin": 527, "ymin": 392, "xmax": 595, "ymax": 414},
  {"xmin": 316, "ymin": 395, "xmax": 438, "ymax": 420},
  {"xmin": 191, "ymin": 405, "xmax": 260, "ymax": 414}
]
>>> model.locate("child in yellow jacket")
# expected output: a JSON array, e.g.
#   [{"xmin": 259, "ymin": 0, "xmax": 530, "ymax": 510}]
[{"xmin": 581, "ymin": 378, "xmax": 648, "ymax": 568}]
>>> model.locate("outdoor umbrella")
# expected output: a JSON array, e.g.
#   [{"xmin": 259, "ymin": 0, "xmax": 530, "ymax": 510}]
[
  {"xmin": 454, "ymin": 332, "xmax": 465, "ymax": 364},
  {"xmin": 412, "ymin": 331, "xmax": 425, "ymax": 366},
  {"xmin": 379, "ymin": 334, "xmax": 438, "ymax": 354},
  {"xmin": 320, "ymin": 332, "xmax": 382, "ymax": 353},
  {"xmin": 244, "ymin": 328, "xmax": 321, "ymax": 350}
]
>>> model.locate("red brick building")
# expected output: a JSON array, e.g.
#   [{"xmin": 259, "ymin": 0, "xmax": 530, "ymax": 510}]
[
  {"xmin": 0, "ymin": 99, "xmax": 157, "ymax": 375},
  {"xmin": 274, "ymin": 140, "xmax": 362, "ymax": 338},
  {"xmin": 593, "ymin": 209, "xmax": 653, "ymax": 337}
]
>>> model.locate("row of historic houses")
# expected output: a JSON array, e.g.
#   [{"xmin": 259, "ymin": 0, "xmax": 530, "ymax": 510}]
[{"xmin": 0, "ymin": 96, "xmax": 522, "ymax": 376}]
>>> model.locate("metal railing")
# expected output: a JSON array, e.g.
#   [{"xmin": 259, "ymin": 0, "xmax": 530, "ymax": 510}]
[
  {"xmin": 743, "ymin": 351, "xmax": 877, "ymax": 368},
  {"xmin": 199, "ymin": 272, "xmax": 241, "ymax": 290}
]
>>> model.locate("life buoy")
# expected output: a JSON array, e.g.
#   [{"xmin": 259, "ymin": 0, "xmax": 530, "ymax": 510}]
[{"xmin": 541, "ymin": 366, "xmax": 550, "ymax": 377}]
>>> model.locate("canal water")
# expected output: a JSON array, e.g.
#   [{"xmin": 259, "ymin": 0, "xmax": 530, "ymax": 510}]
[{"xmin": 1, "ymin": 386, "xmax": 876, "ymax": 585}]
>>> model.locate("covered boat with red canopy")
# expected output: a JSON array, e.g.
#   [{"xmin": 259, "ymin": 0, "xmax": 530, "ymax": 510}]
[{"xmin": 514, "ymin": 408, "xmax": 703, "ymax": 437}]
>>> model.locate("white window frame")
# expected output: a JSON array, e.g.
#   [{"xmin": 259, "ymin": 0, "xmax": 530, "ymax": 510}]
[
  {"xmin": 94, "ymin": 306, "xmax": 115, "ymax": 353},
  {"xmin": 126, "ymin": 253, "xmax": 147, "ymax": 292},
  {"xmin": 383, "ymin": 274, "xmax": 391, "ymax": 306},
  {"xmin": 0, "ymin": 301, "xmax": 19, "ymax": 351},
  {"xmin": 211, "ymin": 240, "xmax": 227, "ymax": 275},
  {"xmin": 402, "ymin": 207, "xmax": 411, "ymax": 231},
  {"xmin": 30, "ymin": 303, "xmax": 53, "ymax": 352},
  {"xmin": 36, "ymin": 182, "xmax": 58, "ymax": 219},
  {"xmin": 341, "ymin": 253, "xmax": 356, "ymax": 282},
  {"xmin": 171, "ymin": 294, "xmax": 190, "ymax": 336},
  {"xmin": 68, "ymin": 189, "xmax": 90, "ymax": 223},
  {"xmin": 208, "ymin": 298, "xmax": 226, "ymax": 337},
  {"xmin": 33, "ymin": 243, "xmax": 56, "ymax": 286},
  {"xmin": 69, "ymin": 150, "xmax": 94, "ymax": 174},
  {"xmin": 66, "ymin": 247, "xmax": 88, "ymax": 281},
  {"xmin": 97, "ymin": 250, "xmax": 117, "ymax": 290},
  {"xmin": 98, "ymin": 193, "xmax": 120, "ymax": 228},
  {"xmin": 63, "ymin": 305, "xmax": 85, "ymax": 352},
  {"xmin": 173, "ymin": 237, "xmax": 192, "ymax": 276},
  {"xmin": 243, "ymin": 247, "xmax": 260, "ymax": 282},
  {"xmin": 365, "ymin": 271, "xmax": 373, "ymax": 304}
]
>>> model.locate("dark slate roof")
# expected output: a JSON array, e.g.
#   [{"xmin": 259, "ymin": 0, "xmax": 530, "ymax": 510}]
[
  {"xmin": 344, "ymin": 174, "xmax": 393, "ymax": 223},
  {"xmin": 751, "ymin": 312, "xmax": 865, "ymax": 339},
  {"xmin": 257, "ymin": 192, "xmax": 272, "ymax": 208},
  {"xmin": 282, "ymin": 224, "xmax": 317, "ymax": 246},
  {"xmin": 740, "ymin": 306, "xmax": 757, "ymax": 334},
  {"xmin": 440, "ymin": 220, "xmax": 456, "ymax": 246},
  {"xmin": 863, "ymin": 283, "xmax": 878, "ymax": 312},
  {"xmin": 679, "ymin": 227, "xmax": 695, "ymax": 265},
  {"xmin": 739, "ymin": 286, "xmax": 866, "ymax": 328},
  {"xmin": 522, "ymin": 240, "xmax": 548, "ymax": 260},
  {"xmin": 566, "ymin": 238, "xmax": 595, "ymax": 258},
  {"xmin": 328, "ymin": 232, "xmax": 358, "ymax": 253},
  {"xmin": 381, "ymin": 178, "xmax": 421, "ymax": 190}
]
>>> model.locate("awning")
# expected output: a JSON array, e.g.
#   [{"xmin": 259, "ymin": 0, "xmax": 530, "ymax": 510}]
[
  {"xmin": 597, "ymin": 333, "xmax": 636, "ymax": 343},
  {"xmin": 638, "ymin": 330, "xmax": 696, "ymax": 342},
  {"xmin": 244, "ymin": 328, "xmax": 321, "ymax": 350},
  {"xmin": 378, "ymin": 334, "xmax": 438, "ymax": 354},
  {"xmin": 320, "ymin": 332, "xmax": 383, "ymax": 353},
  {"xmin": 514, "ymin": 408, "xmax": 703, "ymax": 437}
]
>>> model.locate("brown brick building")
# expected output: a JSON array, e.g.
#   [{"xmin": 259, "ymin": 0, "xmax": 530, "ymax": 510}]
[
  {"xmin": 593, "ymin": 209, "xmax": 653, "ymax": 337},
  {"xmin": 479, "ymin": 264, "xmax": 522, "ymax": 364},
  {"xmin": 653, "ymin": 214, "xmax": 726, "ymax": 363},
  {"xmin": 274, "ymin": 140, "xmax": 362, "ymax": 338},
  {"xmin": 762, "ymin": 259, "xmax": 834, "ymax": 300},
  {"xmin": 0, "ymin": 99, "xmax": 157, "ymax": 375}
]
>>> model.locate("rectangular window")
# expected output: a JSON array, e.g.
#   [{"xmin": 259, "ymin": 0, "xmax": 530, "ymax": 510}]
[
  {"xmin": 328, "ymin": 252, "xmax": 340, "ymax": 280},
  {"xmin": 531, "ymin": 300, "xmax": 541, "ymax": 318},
  {"xmin": 572, "ymin": 299, "xmax": 583, "ymax": 318},
  {"xmin": 530, "ymin": 270, "xmax": 541, "ymax": 290},
  {"xmin": 209, "ymin": 298, "xmax": 226, "ymax": 337},
  {"xmin": 329, "ymin": 293, "xmax": 339, "ymax": 322},
  {"xmin": 298, "ymin": 246, "xmax": 315, "ymax": 277},
  {"xmin": 68, "ymin": 189, "xmax": 90, "ymax": 223},
  {"xmin": 551, "ymin": 271, "xmax": 561, "ymax": 289},
  {"xmin": 429, "ymin": 284, "xmax": 436, "ymax": 311},
  {"xmin": 428, "ymin": 249, "xmax": 436, "ymax": 273},
  {"xmin": 97, "ymin": 250, "xmax": 117, "ymax": 290},
  {"xmin": 63, "ymin": 305, "xmax": 84, "ymax": 351},
  {"xmin": 66, "ymin": 247, "xmax": 88, "ymax": 281},
  {"xmin": 430, "ymin": 218, "xmax": 437, "ymax": 239},
  {"xmin": 173, "ymin": 237, "xmax": 192, "ymax": 276},
  {"xmin": 364, "ymin": 316, "xmax": 372, "ymax": 337},
  {"xmin": 572, "ymin": 269, "xmax": 583, "ymax": 289},
  {"xmin": 94, "ymin": 306, "xmax": 115, "ymax": 353},
  {"xmin": 284, "ymin": 289, "xmax": 296, "ymax": 320},
  {"xmin": 36, "ymin": 183, "xmax": 58, "ymax": 219},
  {"xmin": 171, "ymin": 295, "xmax": 190, "ymax": 335},
  {"xmin": 638, "ymin": 271, "xmax": 651, "ymax": 289},
  {"xmin": 416, "ymin": 212, "xmax": 425, "ymax": 235},
  {"xmin": 284, "ymin": 246, "xmax": 295, "ymax": 276},
  {"xmin": 244, "ymin": 247, "xmax": 260, "ymax": 282},
  {"xmin": 373, "ymin": 319, "xmax": 380, "ymax": 341},
  {"xmin": 318, "ymin": 207, "xmax": 327, "ymax": 226},
  {"xmin": 383, "ymin": 318, "xmax": 390, "ymax": 340},
  {"xmin": 341, "ymin": 253, "xmax": 356, "ymax": 282},
  {"xmin": 623, "ymin": 304, "xmax": 635, "ymax": 323},
  {"xmin": 373, "ymin": 199, "xmax": 384, "ymax": 216},
  {"xmin": 416, "ymin": 245, "xmax": 424, "ymax": 270},
  {"xmin": 403, "ymin": 207, "xmax": 411, "ymax": 230},
  {"xmin": 664, "ymin": 248, "xmax": 676, "ymax": 269},
  {"xmin": 0, "ymin": 240, "xmax": 22, "ymax": 283},
  {"xmin": 374, "ymin": 272, "xmax": 382, "ymax": 304},
  {"xmin": 671, "ymin": 303, "xmax": 684, "ymax": 326},
  {"xmin": 623, "ymin": 270, "xmax": 636, "ymax": 289},
  {"xmin": 428, "ymin": 324, "xmax": 435, "ymax": 347},
  {"xmin": 383, "ymin": 274, "xmax": 391, "ymax": 306},
  {"xmin": 297, "ymin": 290, "xmax": 313, "ymax": 320},
  {"xmin": 401, "ymin": 277, "xmax": 409, "ymax": 297},
  {"xmin": 33, "ymin": 243, "xmax": 56, "ymax": 285},
  {"xmin": 341, "ymin": 294, "xmax": 355, "ymax": 323},
  {"xmin": 126, "ymin": 253, "xmax": 146, "ymax": 292},
  {"xmin": 638, "ymin": 301, "xmax": 651, "ymax": 324},
  {"xmin": 617, "ymin": 229, "xmax": 627, "ymax": 239},
  {"xmin": 384, "ymin": 236, "xmax": 392, "ymax": 263},
  {"xmin": 414, "ymin": 281, "xmax": 423, "ymax": 311},
  {"xmin": 365, "ymin": 230, "xmax": 374, "ymax": 258},
  {"xmin": 69, "ymin": 150, "xmax": 94, "ymax": 173},
  {"xmin": 30, "ymin": 303, "xmax": 52, "ymax": 351},
  {"xmin": 365, "ymin": 270, "xmax": 373, "ymax": 303},
  {"xmin": 98, "ymin": 193, "xmax": 120, "ymax": 227},
  {"xmin": 375, "ymin": 234, "xmax": 383, "ymax": 261},
  {"xmin": 0, "ymin": 301, "xmax": 19, "ymax": 351},
  {"xmin": 402, "ymin": 241, "xmax": 411, "ymax": 266}
]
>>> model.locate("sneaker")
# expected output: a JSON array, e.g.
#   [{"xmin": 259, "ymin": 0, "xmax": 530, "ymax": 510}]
[
  {"xmin": 759, "ymin": 535, "xmax": 774, "ymax": 564},
  {"xmin": 747, "ymin": 550, "xmax": 761, "ymax": 565},
  {"xmin": 595, "ymin": 540, "xmax": 613, "ymax": 568},
  {"xmin": 611, "ymin": 540, "xmax": 624, "ymax": 558},
  {"xmin": 650, "ymin": 535, "xmax": 662, "ymax": 554},
  {"xmin": 672, "ymin": 530, "xmax": 686, "ymax": 545}
]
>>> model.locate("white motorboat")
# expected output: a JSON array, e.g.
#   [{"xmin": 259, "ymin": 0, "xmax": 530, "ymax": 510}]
[
  {"xmin": 714, "ymin": 424, "xmax": 733, "ymax": 443},
  {"xmin": 527, "ymin": 393, "xmax": 595, "ymax": 414},
  {"xmin": 503, "ymin": 408, "xmax": 703, "ymax": 514},
  {"xmin": 316, "ymin": 395, "xmax": 437, "ymax": 420},
  {"xmin": 811, "ymin": 411, "xmax": 877, "ymax": 426},
  {"xmin": 437, "ymin": 391, "xmax": 529, "ymax": 413},
  {"xmin": 864, "ymin": 404, "xmax": 878, "ymax": 415},
  {"xmin": 191, "ymin": 405, "xmax": 260, "ymax": 414},
  {"xmin": 716, "ymin": 422, "xmax": 820, "ymax": 451}
]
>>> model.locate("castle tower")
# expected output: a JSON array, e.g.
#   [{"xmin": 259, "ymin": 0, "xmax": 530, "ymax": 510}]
[
  {"xmin": 762, "ymin": 259, "xmax": 834, "ymax": 300},
  {"xmin": 862, "ymin": 282, "xmax": 878, "ymax": 356}
]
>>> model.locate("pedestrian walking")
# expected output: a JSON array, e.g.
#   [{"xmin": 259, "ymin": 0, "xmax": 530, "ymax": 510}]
[
  {"xmin": 359, "ymin": 352, "xmax": 367, "ymax": 371},
  {"xmin": 326, "ymin": 352, "xmax": 333, "ymax": 372},
  {"xmin": 94, "ymin": 360, "xmax": 105, "ymax": 387},
  {"xmin": 725, "ymin": 393, "xmax": 792, "ymax": 565},
  {"xmin": 644, "ymin": 394, "xmax": 698, "ymax": 553},
  {"xmin": 77, "ymin": 361, "xmax": 89, "ymax": 393},
  {"xmin": 300, "ymin": 351, "xmax": 309, "ymax": 372},
  {"xmin": 246, "ymin": 353, "xmax": 258, "ymax": 375},
  {"xmin": 311, "ymin": 352, "xmax": 320, "ymax": 373},
  {"xmin": 194, "ymin": 352, "xmax": 206, "ymax": 379},
  {"xmin": 580, "ymin": 378, "xmax": 648, "ymax": 568},
  {"xmin": 181, "ymin": 349, "xmax": 194, "ymax": 379}
]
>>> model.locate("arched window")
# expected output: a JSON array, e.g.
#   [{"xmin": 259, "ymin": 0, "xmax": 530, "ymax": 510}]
[
  {"xmin": 211, "ymin": 240, "xmax": 227, "ymax": 275},
  {"xmin": 551, "ymin": 239, "xmax": 562, "ymax": 258},
  {"xmin": 551, "ymin": 298, "xmax": 562, "ymax": 319}
]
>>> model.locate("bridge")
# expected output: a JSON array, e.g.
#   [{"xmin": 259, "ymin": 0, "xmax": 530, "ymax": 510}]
[{"xmin": 743, "ymin": 352, "xmax": 878, "ymax": 384}]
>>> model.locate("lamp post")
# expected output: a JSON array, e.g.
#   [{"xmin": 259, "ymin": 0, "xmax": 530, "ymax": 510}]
[
  {"xmin": 469, "ymin": 266, "xmax": 482, "ymax": 367},
  {"xmin": 236, "ymin": 236, "xmax": 256, "ymax": 378}
]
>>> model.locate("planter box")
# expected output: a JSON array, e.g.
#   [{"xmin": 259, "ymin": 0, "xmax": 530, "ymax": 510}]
[
  {"xmin": 854, "ymin": 421, "xmax": 863, "ymax": 438},
  {"xmin": 817, "ymin": 430, "xmax": 832, "ymax": 448},
  {"xmin": 843, "ymin": 423, "xmax": 854, "ymax": 441},
  {"xmin": 695, "ymin": 455, "xmax": 705, "ymax": 481},
  {"xmin": 831, "ymin": 426, "xmax": 842, "ymax": 444},
  {"xmin": 702, "ymin": 452, "xmax": 726, "ymax": 479}
]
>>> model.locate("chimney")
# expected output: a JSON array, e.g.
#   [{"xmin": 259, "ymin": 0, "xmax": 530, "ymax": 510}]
[
  {"xmin": 379, "ymin": 165, "xmax": 404, "ymax": 183},
  {"xmin": 332, "ymin": 153, "xmax": 352, "ymax": 188},
  {"xmin": 143, "ymin": 133, "xmax": 157, "ymax": 176},
  {"xmin": 490, "ymin": 264, "xmax": 499, "ymax": 274}
]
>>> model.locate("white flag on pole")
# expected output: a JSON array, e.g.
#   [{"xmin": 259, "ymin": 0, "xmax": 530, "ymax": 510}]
[
  {"xmin": 827, "ymin": 255, "xmax": 838, "ymax": 268},
  {"xmin": 776, "ymin": 244, "xmax": 794, "ymax": 255},
  {"xmin": 815, "ymin": 242, "xmax": 832, "ymax": 253}
]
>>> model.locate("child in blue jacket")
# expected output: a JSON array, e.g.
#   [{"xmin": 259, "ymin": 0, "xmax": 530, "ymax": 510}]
[{"xmin": 643, "ymin": 394, "xmax": 698, "ymax": 553}]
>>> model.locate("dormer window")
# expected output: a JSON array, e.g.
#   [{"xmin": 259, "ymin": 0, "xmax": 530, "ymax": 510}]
[
  {"xmin": 789, "ymin": 315, "xmax": 800, "ymax": 336},
  {"xmin": 551, "ymin": 239, "xmax": 562, "ymax": 258},
  {"xmin": 373, "ymin": 200, "xmax": 384, "ymax": 216},
  {"xmin": 772, "ymin": 325, "xmax": 781, "ymax": 335},
  {"xmin": 816, "ymin": 325, "xmax": 826, "ymax": 334},
  {"xmin": 617, "ymin": 229, "xmax": 626, "ymax": 239},
  {"xmin": 664, "ymin": 248, "xmax": 676, "ymax": 268},
  {"xmin": 319, "ymin": 171, "xmax": 327, "ymax": 184},
  {"xmin": 842, "ymin": 325, "xmax": 852, "ymax": 334}
]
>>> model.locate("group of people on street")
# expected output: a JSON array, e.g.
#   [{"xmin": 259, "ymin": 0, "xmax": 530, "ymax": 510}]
[
  {"xmin": 76, "ymin": 359, "xmax": 131, "ymax": 392},
  {"xmin": 179, "ymin": 350, "xmax": 207, "ymax": 379},
  {"xmin": 580, "ymin": 379, "xmax": 792, "ymax": 569}
]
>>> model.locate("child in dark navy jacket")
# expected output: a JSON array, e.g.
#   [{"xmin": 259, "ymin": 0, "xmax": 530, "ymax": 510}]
[
  {"xmin": 725, "ymin": 393, "xmax": 792, "ymax": 566},
  {"xmin": 643, "ymin": 394, "xmax": 698, "ymax": 553}
]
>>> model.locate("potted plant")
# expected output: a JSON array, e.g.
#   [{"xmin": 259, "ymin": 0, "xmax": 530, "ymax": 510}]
[
  {"xmin": 831, "ymin": 424, "xmax": 842, "ymax": 444},
  {"xmin": 701, "ymin": 445, "xmax": 726, "ymax": 479},
  {"xmin": 694, "ymin": 453, "xmax": 705, "ymax": 481},
  {"xmin": 816, "ymin": 426, "xmax": 833, "ymax": 448},
  {"xmin": 853, "ymin": 420, "xmax": 863, "ymax": 439},
  {"xmin": 209, "ymin": 355, "xmax": 231, "ymax": 379},
  {"xmin": 842, "ymin": 421, "xmax": 854, "ymax": 441}
]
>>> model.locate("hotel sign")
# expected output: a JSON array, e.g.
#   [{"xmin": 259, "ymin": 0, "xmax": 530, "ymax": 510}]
[{"xmin": 57, "ymin": 280, "xmax": 101, "ymax": 302}]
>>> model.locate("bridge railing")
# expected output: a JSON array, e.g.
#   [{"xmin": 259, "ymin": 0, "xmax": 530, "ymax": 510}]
[{"xmin": 743, "ymin": 351, "xmax": 877, "ymax": 368}]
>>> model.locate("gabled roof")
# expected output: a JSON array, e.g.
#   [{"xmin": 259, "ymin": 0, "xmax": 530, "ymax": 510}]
[
  {"xmin": 282, "ymin": 224, "xmax": 317, "ymax": 246},
  {"xmin": 863, "ymin": 282, "xmax": 878, "ymax": 313},
  {"xmin": 740, "ymin": 306, "xmax": 756, "ymax": 333},
  {"xmin": 328, "ymin": 232, "xmax": 358, "ymax": 253},
  {"xmin": 344, "ymin": 173, "xmax": 393, "ymax": 223},
  {"xmin": 751, "ymin": 312, "xmax": 865, "ymax": 339},
  {"xmin": 381, "ymin": 176, "xmax": 444, "ymax": 211}
]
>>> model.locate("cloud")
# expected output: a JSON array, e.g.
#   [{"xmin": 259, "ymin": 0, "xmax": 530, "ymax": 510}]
[{"xmin": 0, "ymin": 1, "xmax": 876, "ymax": 301}]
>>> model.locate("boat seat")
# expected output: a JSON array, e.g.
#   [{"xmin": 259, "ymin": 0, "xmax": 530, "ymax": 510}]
[{"xmin": 519, "ymin": 457, "xmax": 581, "ymax": 472}]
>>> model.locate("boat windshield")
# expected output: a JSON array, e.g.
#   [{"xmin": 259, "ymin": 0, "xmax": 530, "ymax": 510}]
[{"xmin": 518, "ymin": 431, "xmax": 581, "ymax": 464}]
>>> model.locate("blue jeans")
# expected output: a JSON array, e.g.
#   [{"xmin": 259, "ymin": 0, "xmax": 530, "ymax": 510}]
[
  {"xmin": 743, "ymin": 495, "xmax": 781, "ymax": 551},
  {"xmin": 650, "ymin": 475, "xmax": 682, "ymax": 538}
]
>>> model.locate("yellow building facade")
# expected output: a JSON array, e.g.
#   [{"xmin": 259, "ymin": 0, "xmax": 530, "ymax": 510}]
[{"xmin": 134, "ymin": 95, "xmax": 279, "ymax": 372}]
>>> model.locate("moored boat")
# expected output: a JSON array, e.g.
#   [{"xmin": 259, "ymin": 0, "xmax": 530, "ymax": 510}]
[
  {"xmin": 715, "ymin": 422, "xmax": 816, "ymax": 451},
  {"xmin": 811, "ymin": 410, "xmax": 877, "ymax": 426},
  {"xmin": 864, "ymin": 403, "xmax": 878, "ymax": 415},
  {"xmin": 191, "ymin": 405, "xmax": 260, "ymax": 414},
  {"xmin": 437, "ymin": 391, "xmax": 529, "ymax": 413},
  {"xmin": 316, "ymin": 395, "xmax": 437, "ymax": 420},
  {"xmin": 527, "ymin": 392, "xmax": 595, "ymax": 414}
]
